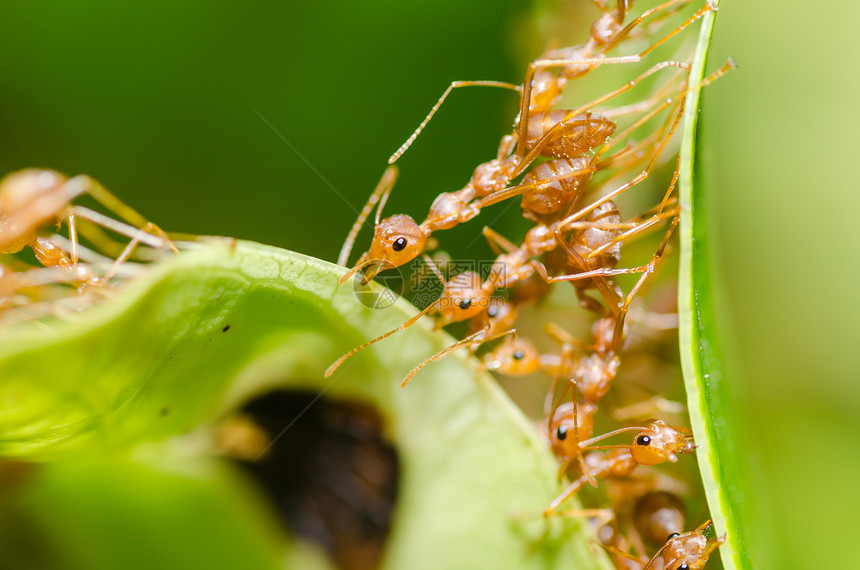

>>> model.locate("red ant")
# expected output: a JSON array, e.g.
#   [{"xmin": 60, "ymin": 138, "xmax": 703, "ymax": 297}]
[
  {"xmin": 338, "ymin": 50, "xmax": 702, "ymax": 284},
  {"xmin": 325, "ymin": 265, "xmax": 517, "ymax": 384},
  {"xmin": 0, "ymin": 169, "xmax": 176, "ymax": 288},
  {"xmin": 609, "ymin": 519, "xmax": 725, "ymax": 569},
  {"xmin": 544, "ymin": 417, "xmax": 694, "ymax": 515}
]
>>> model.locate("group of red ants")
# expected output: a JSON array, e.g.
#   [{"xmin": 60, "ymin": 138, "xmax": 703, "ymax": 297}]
[
  {"xmin": 0, "ymin": 0, "xmax": 732, "ymax": 567},
  {"xmin": 327, "ymin": 1, "xmax": 733, "ymax": 568}
]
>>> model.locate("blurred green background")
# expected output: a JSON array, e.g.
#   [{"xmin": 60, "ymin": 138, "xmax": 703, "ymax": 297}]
[{"xmin": 0, "ymin": 0, "xmax": 857, "ymax": 568}]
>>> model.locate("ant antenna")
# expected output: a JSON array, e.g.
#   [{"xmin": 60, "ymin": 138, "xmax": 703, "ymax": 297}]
[
  {"xmin": 338, "ymin": 166, "xmax": 398, "ymax": 267},
  {"xmin": 389, "ymin": 81, "xmax": 520, "ymax": 164}
]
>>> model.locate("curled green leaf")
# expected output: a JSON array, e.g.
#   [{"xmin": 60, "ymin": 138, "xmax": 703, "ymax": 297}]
[{"xmin": 0, "ymin": 240, "xmax": 613, "ymax": 569}]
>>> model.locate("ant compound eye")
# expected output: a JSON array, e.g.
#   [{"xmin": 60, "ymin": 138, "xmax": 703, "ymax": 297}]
[
  {"xmin": 678, "ymin": 565, "xmax": 690, "ymax": 570},
  {"xmin": 392, "ymin": 237, "xmax": 408, "ymax": 252},
  {"xmin": 512, "ymin": 350, "xmax": 525, "ymax": 360},
  {"xmin": 556, "ymin": 425, "xmax": 568, "ymax": 441},
  {"xmin": 458, "ymin": 299, "xmax": 472, "ymax": 310},
  {"xmin": 667, "ymin": 533, "xmax": 681, "ymax": 541},
  {"xmin": 487, "ymin": 305, "xmax": 499, "ymax": 318},
  {"xmin": 636, "ymin": 435, "xmax": 651, "ymax": 446}
]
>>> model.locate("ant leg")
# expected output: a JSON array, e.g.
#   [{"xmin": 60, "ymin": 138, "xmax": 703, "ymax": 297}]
[
  {"xmin": 325, "ymin": 300, "xmax": 440, "ymax": 378},
  {"xmin": 74, "ymin": 175, "xmax": 149, "ymax": 229},
  {"xmin": 531, "ymin": 254, "xmax": 622, "ymax": 316},
  {"xmin": 544, "ymin": 322, "xmax": 592, "ymax": 352},
  {"xmin": 600, "ymin": 543, "xmax": 647, "ymax": 566},
  {"xmin": 540, "ymin": 264, "xmax": 654, "ymax": 284},
  {"xmin": 585, "ymin": 206, "xmax": 680, "ymax": 262},
  {"xmin": 338, "ymin": 165, "xmax": 399, "ymax": 266},
  {"xmin": 66, "ymin": 206, "xmax": 175, "ymax": 252},
  {"xmin": 605, "ymin": 0, "xmax": 701, "ymax": 53},
  {"xmin": 389, "ymin": 80, "xmax": 520, "ymax": 164},
  {"xmin": 554, "ymin": 508, "xmax": 615, "ymax": 528},
  {"xmin": 544, "ymin": 473, "xmax": 595, "ymax": 516},
  {"xmin": 67, "ymin": 213, "xmax": 80, "ymax": 264},
  {"xmin": 481, "ymin": 226, "xmax": 519, "ymax": 255},
  {"xmin": 616, "ymin": 0, "xmax": 626, "ymax": 24},
  {"xmin": 635, "ymin": 2, "xmax": 716, "ymax": 60},
  {"xmin": 601, "ymin": 66, "xmax": 687, "ymax": 120},
  {"xmin": 610, "ymin": 215, "xmax": 678, "ymax": 353},
  {"xmin": 402, "ymin": 324, "xmax": 516, "ymax": 387},
  {"xmin": 580, "ymin": 426, "xmax": 645, "ymax": 448},
  {"xmin": 95, "ymin": 223, "xmax": 165, "ymax": 285},
  {"xmin": 476, "ymin": 155, "xmax": 600, "ymax": 210},
  {"xmin": 594, "ymin": 88, "xmax": 687, "ymax": 164},
  {"xmin": 73, "ymin": 176, "xmax": 178, "ymax": 254}
]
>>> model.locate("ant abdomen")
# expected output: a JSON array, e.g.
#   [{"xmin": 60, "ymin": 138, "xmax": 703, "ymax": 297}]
[
  {"xmin": 571, "ymin": 200, "xmax": 623, "ymax": 269},
  {"xmin": 0, "ymin": 169, "xmax": 67, "ymax": 253},
  {"xmin": 634, "ymin": 491, "xmax": 687, "ymax": 545},
  {"xmin": 526, "ymin": 111, "xmax": 616, "ymax": 158},
  {"xmin": 520, "ymin": 157, "xmax": 591, "ymax": 222}
]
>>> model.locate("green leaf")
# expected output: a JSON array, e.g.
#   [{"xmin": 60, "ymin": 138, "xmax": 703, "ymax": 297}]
[
  {"xmin": 679, "ymin": 2, "xmax": 752, "ymax": 568},
  {"xmin": 1, "ymin": 456, "xmax": 313, "ymax": 570},
  {"xmin": 0, "ymin": 240, "xmax": 613, "ymax": 570}
]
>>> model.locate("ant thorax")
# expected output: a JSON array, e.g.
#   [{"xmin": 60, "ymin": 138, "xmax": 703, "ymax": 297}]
[
  {"xmin": 423, "ymin": 191, "xmax": 480, "ymax": 231},
  {"xmin": 521, "ymin": 158, "xmax": 591, "ymax": 221}
]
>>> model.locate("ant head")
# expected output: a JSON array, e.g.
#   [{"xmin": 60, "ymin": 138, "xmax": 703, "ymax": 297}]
[
  {"xmin": 482, "ymin": 337, "xmax": 541, "ymax": 376},
  {"xmin": 630, "ymin": 420, "xmax": 693, "ymax": 465},
  {"xmin": 486, "ymin": 297, "xmax": 517, "ymax": 327},
  {"xmin": 0, "ymin": 169, "xmax": 67, "ymax": 215},
  {"xmin": 436, "ymin": 271, "xmax": 488, "ymax": 326},
  {"xmin": 364, "ymin": 214, "xmax": 427, "ymax": 276},
  {"xmin": 469, "ymin": 297, "xmax": 517, "ymax": 336},
  {"xmin": 549, "ymin": 401, "xmax": 597, "ymax": 460}
]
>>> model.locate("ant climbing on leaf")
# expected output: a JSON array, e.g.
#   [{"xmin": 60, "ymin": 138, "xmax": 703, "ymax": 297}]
[
  {"xmin": 0, "ymin": 168, "xmax": 177, "ymax": 288},
  {"xmin": 544, "ymin": 415, "xmax": 695, "ymax": 515},
  {"xmin": 607, "ymin": 519, "xmax": 725, "ymax": 569}
]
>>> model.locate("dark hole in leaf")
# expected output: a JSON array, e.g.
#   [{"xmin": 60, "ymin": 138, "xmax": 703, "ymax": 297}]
[{"xmin": 232, "ymin": 390, "xmax": 399, "ymax": 570}]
